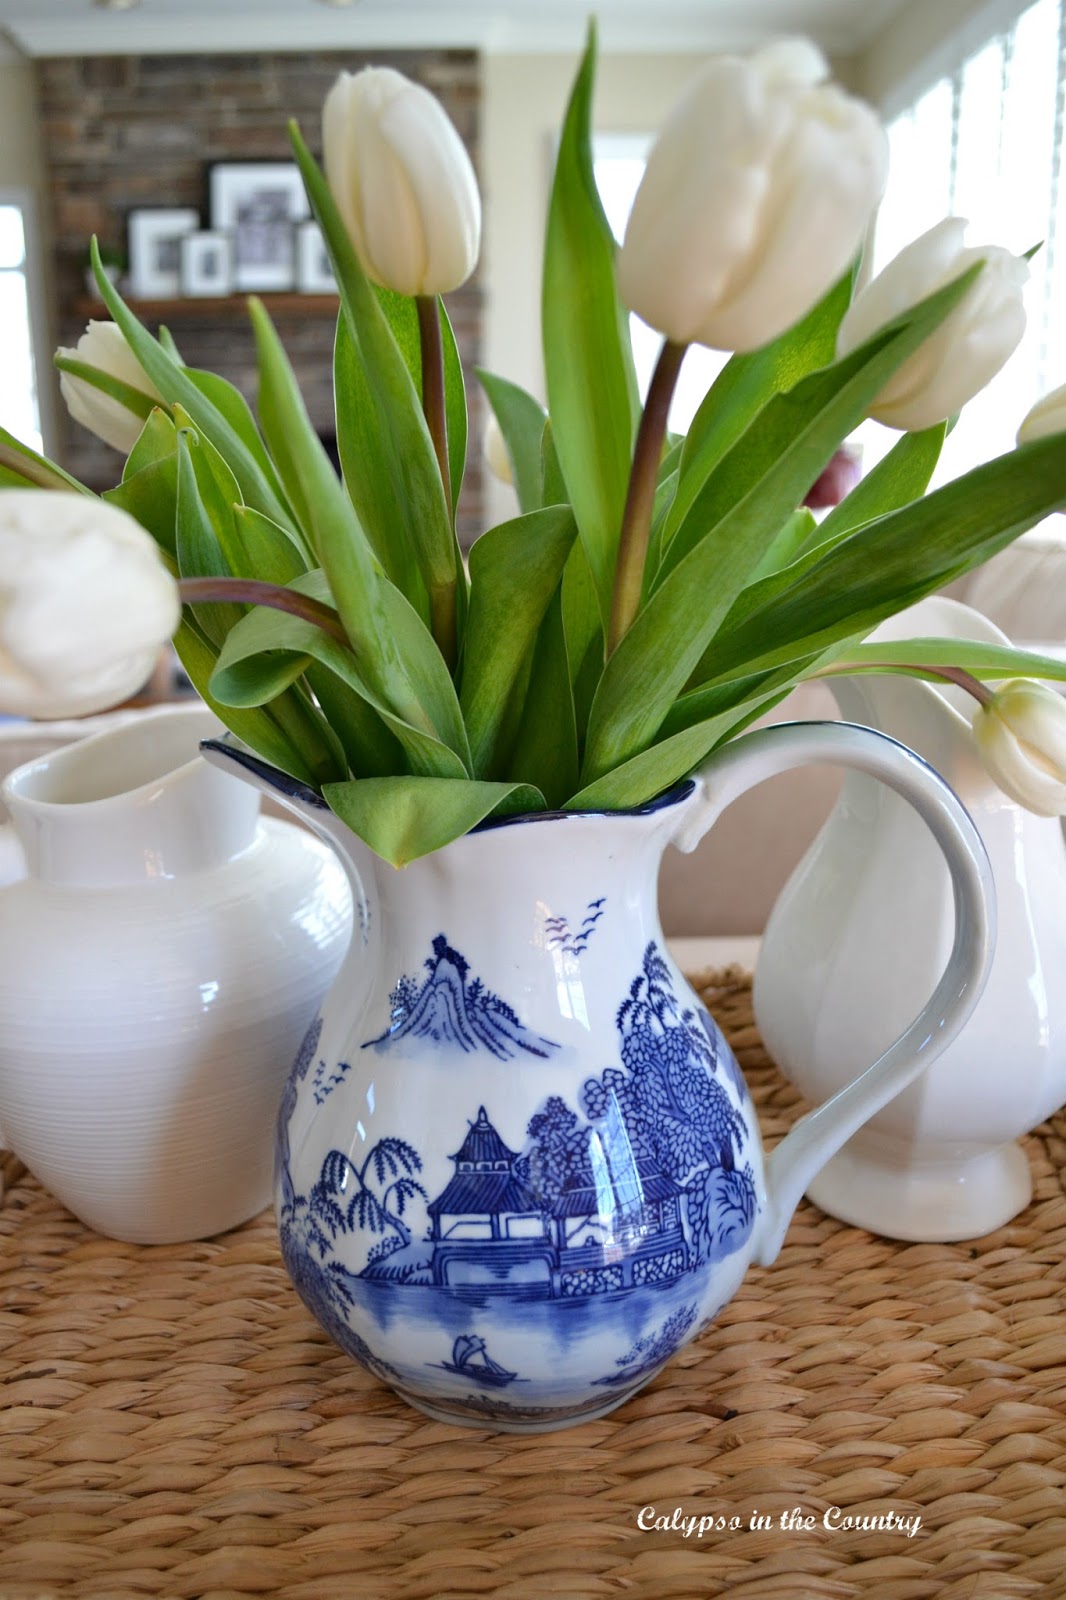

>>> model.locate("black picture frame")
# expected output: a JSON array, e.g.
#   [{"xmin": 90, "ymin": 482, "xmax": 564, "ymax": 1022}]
[{"xmin": 207, "ymin": 160, "xmax": 309, "ymax": 292}]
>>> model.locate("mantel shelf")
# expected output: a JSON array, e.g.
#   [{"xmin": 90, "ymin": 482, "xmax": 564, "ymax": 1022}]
[{"xmin": 72, "ymin": 293, "xmax": 340, "ymax": 321}]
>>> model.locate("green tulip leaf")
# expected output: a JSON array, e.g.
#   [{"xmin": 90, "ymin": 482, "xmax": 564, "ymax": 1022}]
[
  {"xmin": 802, "ymin": 422, "xmax": 946, "ymax": 557},
  {"xmin": 231, "ymin": 505, "xmax": 308, "ymax": 587},
  {"xmin": 175, "ymin": 430, "xmax": 243, "ymax": 648},
  {"xmin": 250, "ymin": 296, "xmax": 455, "ymax": 747},
  {"xmin": 664, "ymin": 267, "xmax": 857, "ymax": 557},
  {"xmin": 88, "ymin": 240, "xmax": 295, "ymax": 532},
  {"xmin": 559, "ymin": 533, "xmax": 603, "ymax": 748},
  {"xmin": 289, "ymin": 126, "xmax": 463, "ymax": 665},
  {"xmin": 580, "ymin": 265, "xmax": 986, "ymax": 786},
  {"xmin": 459, "ymin": 505, "xmax": 578, "ymax": 776},
  {"xmin": 0, "ymin": 424, "xmax": 93, "ymax": 494},
  {"xmin": 174, "ymin": 616, "xmax": 343, "ymax": 788},
  {"xmin": 183, "ymin": 365, "xmax": 290, "ymax": 505},
  {"xmin": 542, "ymin": 22, "xmax": 639, "ymax": 633},
  {"xmin": 655, "ymin": 264, "xmax": 981, "ymax": 587},
  {"xmin": 211, "ymin": 572, "xmax": 469, "ymax": 780},
  {"xmin": 695, "ymin": 430, "xmax": 1066, "ymax": 688},
  {"xmin": 52, "ymin": 355, "xmax": 161, "ymax": 422},
  {"xmin": 750, "ymin": 508, "xmax": 818, "ymax": 583},
  {"xmin": 566, "ymin": 688, "xmax": 790, "ymax": 812},
  {"xmin": 323, "ymin": 775, "xmax": 547, "ymax": 868},
  {"xmin": 105, "ymin": 453, "xmax": 179, "ymax": 560},
  {"xmin": 821, "ymin": 638, "xmax": 1066, "ymax": 684},
  {"xmin": 506, "ymin": 589, "xmax": 579, "ymax": 807},
  {"xmin": 333, "ymin": 312, "xmax": 427, "ymax": 613}
]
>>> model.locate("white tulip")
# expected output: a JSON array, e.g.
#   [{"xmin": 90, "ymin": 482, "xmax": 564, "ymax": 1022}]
[
  {"xmin": 56, "ymin": 320, "xmax": 162, "ymax": 456},
  {"xmin": 837, "ymin": 219, "xmax": 1028, "ymax": 432},
  {"xmin": 323, "ymin": 67, "xmax": 481, "ymax": 297},
  {"xmin": 615, "ymin": 39, "xmax": 888, "ymax": 353},
  {"xmin": 0, "ymin": 490, "xmax": 180, "ymax": 720},
  {"xmin": 1018, "ymin": 382, "xmax": 1066, "ymax": 445},
  {"xmin": 973, "ymin": 679, "xmax": 1066, "ymax": 817}
]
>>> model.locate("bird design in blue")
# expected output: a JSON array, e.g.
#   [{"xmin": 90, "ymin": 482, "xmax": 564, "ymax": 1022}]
[{"xmin": 545, "ymin": 897, "xmax": 607, "ymax": 957}]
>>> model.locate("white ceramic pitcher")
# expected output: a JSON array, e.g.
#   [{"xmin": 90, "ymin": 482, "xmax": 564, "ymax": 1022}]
[
  {"xmin": 0, "ymin": 704, "xmax": 352, "ymax": 1243},
  {"xmin": 203, "ymin": 718, "xmax": 993, "ymax": 1432},
  {"xmin": 755, "ymin": 596, "xmax": 1066, "ymax": 1241}
]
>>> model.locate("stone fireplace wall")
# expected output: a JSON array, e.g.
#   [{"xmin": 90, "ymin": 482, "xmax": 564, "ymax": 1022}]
[{"xmin": 34, "ymin": 48, "xmax": 483, "ymax": 542}]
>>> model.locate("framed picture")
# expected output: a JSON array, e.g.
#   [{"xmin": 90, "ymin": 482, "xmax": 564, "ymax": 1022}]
[
  {"xmin": 295, "ymin": 220, "xmax": 336, "ymax": 295},
  {"xmin": 127, "ymin": 208, "xmax": 200, "ymax": 299},
  {"xmin": 208, "ymin": 161, "xmax": 309, "ymax": 292},
  {"xmin": 180, "ymin": 230, "xmax": 234, "ymax": 298}
]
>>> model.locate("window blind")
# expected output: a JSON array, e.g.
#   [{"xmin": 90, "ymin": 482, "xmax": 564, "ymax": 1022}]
[{"xmin": 864, "ymin": 0, "xmax": 1066, "ymax": 497}]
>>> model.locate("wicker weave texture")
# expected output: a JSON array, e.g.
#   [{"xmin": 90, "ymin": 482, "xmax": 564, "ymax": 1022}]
[{"xmin": 1, "ymin": 969, "xmax": 1065, "ymax": 1600}]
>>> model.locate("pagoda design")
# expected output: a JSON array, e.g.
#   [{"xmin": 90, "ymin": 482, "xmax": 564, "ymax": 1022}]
[
  {"xmin": 278, "ymin": 942, "xmax": 758, "ymax": 1326},
  {"xmin": 427, "ymin": 1108, "xmax": 556, "ymax": 1289}
]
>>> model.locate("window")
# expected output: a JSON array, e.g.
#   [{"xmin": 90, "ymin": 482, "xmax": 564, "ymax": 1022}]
[
  {"xmin": 0, "ymin": 196, "xmax": 44, "ymax": 455},
  {"xmin": 863, "ymin": 0, "xmax": 1065, "ymax": 495}
]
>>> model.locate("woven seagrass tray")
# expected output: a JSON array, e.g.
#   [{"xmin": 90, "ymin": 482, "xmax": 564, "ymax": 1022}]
[{"xmin": 2, "ymin": 967, "xmax": 1065, "ymax": 1600}]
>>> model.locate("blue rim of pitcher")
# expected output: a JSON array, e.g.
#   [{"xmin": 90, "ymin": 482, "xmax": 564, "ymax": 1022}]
[{"xmin": 199, "ymin": 736, "xmax": 697, "ymax": 826}]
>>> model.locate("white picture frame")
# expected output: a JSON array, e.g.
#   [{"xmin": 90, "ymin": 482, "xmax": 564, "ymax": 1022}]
[
  {"xmin": 127, "ymin": 208, "xmax": 200, "ymax": 299},
  {"xmin": 208, "ymin": 161, "xmax": 309, "ymax": 292},
  {"xmin": 180, "ymin": 230, "xmax": 234, "ymax": 298},
  {"xmin": 295, "ymin": 220, "xmax": 336, "ymax": 295}
]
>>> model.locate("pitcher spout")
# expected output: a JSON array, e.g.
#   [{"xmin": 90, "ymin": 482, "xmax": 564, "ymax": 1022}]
[{"xmin": 199, "ymin": 735, "xmax": 376, "ymax": 954}]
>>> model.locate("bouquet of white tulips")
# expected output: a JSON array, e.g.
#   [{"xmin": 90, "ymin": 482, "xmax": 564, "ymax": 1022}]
[{"xmin": 4, "ymin": 28, "xmax": 1066, "ymax": 863}]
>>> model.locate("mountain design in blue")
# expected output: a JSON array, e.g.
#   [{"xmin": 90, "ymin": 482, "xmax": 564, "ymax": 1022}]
[{"xmin": 363, "ymin": 934, "xmax": 562, "ymax": 1061}]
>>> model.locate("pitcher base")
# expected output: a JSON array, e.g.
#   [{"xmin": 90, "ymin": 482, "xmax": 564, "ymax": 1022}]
[
  {"xmin": 396, "ymin": 1381, "xmax": 649, "ymax": 1433},
  {"xmin": 806, "ymin": 1137, "xmax": 1032, "ymax": 1242}
]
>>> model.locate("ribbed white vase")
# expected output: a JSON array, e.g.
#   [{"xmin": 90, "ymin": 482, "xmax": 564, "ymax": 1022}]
[{"xmin": 0, "ymin": 704, "xmax": 352, "ymax": 1243}]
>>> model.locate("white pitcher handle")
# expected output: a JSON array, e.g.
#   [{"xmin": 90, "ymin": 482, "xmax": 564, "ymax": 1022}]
[{"xmin": 671, "ymin": 720, "xmax": 995, "ymax": 1267}]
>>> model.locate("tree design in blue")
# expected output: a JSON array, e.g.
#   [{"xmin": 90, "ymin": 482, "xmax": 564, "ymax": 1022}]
[
  {"xmin": 544, "ymin": 897, "xmax": 607, "ymax": 956},
  {"xmin": 363, "ymin": 934, "xmax": 561, "ymax": 1060},
  {"xmin": 291, "ymin": 1015, "xmax": 323, "ymax": 1083},
  {"xmin": 572, "ymin": 943, "xmax": 756, "ymax": 1269},
  {"xmin": 278, "ymin": 940, "xmax": 755, "ymax": 1370}
]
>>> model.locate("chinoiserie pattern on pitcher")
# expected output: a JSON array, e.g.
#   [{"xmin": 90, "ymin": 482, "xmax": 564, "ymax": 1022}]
[{"xmin": 275, "ymin": 919, "xmax": 758, "ymax": 1431}]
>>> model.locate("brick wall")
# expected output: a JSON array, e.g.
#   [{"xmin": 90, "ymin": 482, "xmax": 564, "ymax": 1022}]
[{"xmin": 35, "ymin": 49, "xmax": 484, "ymax": 543}]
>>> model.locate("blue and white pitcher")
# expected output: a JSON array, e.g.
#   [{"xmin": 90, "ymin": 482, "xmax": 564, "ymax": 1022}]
[{"xmin": 204, "ymin": 720, "xmax": 992, "ymax": 1433}]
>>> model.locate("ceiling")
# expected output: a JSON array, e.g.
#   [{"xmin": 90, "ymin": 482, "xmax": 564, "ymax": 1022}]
[{"xmin": 0, "ymin": 0, "xmax": 910, "ymax": 60}]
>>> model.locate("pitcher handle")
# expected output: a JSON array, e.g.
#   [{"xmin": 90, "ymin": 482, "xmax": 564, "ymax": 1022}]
[{"xmin": 670, "ymin": 719, "xmax": 994, "ymax": 1268}]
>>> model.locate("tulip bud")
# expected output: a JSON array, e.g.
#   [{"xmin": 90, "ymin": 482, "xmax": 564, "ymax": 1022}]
[
  {"xmin": 615, "ymin": 39, "xmax": 888, "ymax": 353},
  {"xmin": 0, "ymin": 490, "xmax": 180, "ymax": 720},
  {"xmin": 837, "ymin": 219, "xmax": 1028, "ymax": 432},
  {"xmin": 56, "ymin": 320, "xmax": 162, "ymax": 455},
  {"xmin": 1018, "ymin": 382, "xmax": 1066, "ymax": 445},
  {"xmin": 483, "ymin": 413, "xmax": 514, "ymax": 487},
  {"xmin": 973, "ymin": 678, "xmax": 1066, "ymax": 816},
  {"xmin": 323, "ymin": 67, "xmax": 481, "ymax": 297}
]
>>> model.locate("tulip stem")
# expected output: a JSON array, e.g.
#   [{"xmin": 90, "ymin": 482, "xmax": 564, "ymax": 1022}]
[
  {"xmin": 178, "ymin": 577, "xmax": 351, "ymax": 647},
  {"xmin": 417, "ymin": 294, "xmax": 452, "ymax": 524},
  {"xmin": 608, "ymin": 339, "xmax": 687, "ymax": 655},
  {"xmin": 0, "ymin": 441, "xmax": 76, "ymax": 491},
  {"xmin": 817, "ymin": 660, "xmax": 995, "ymax": 706}
]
